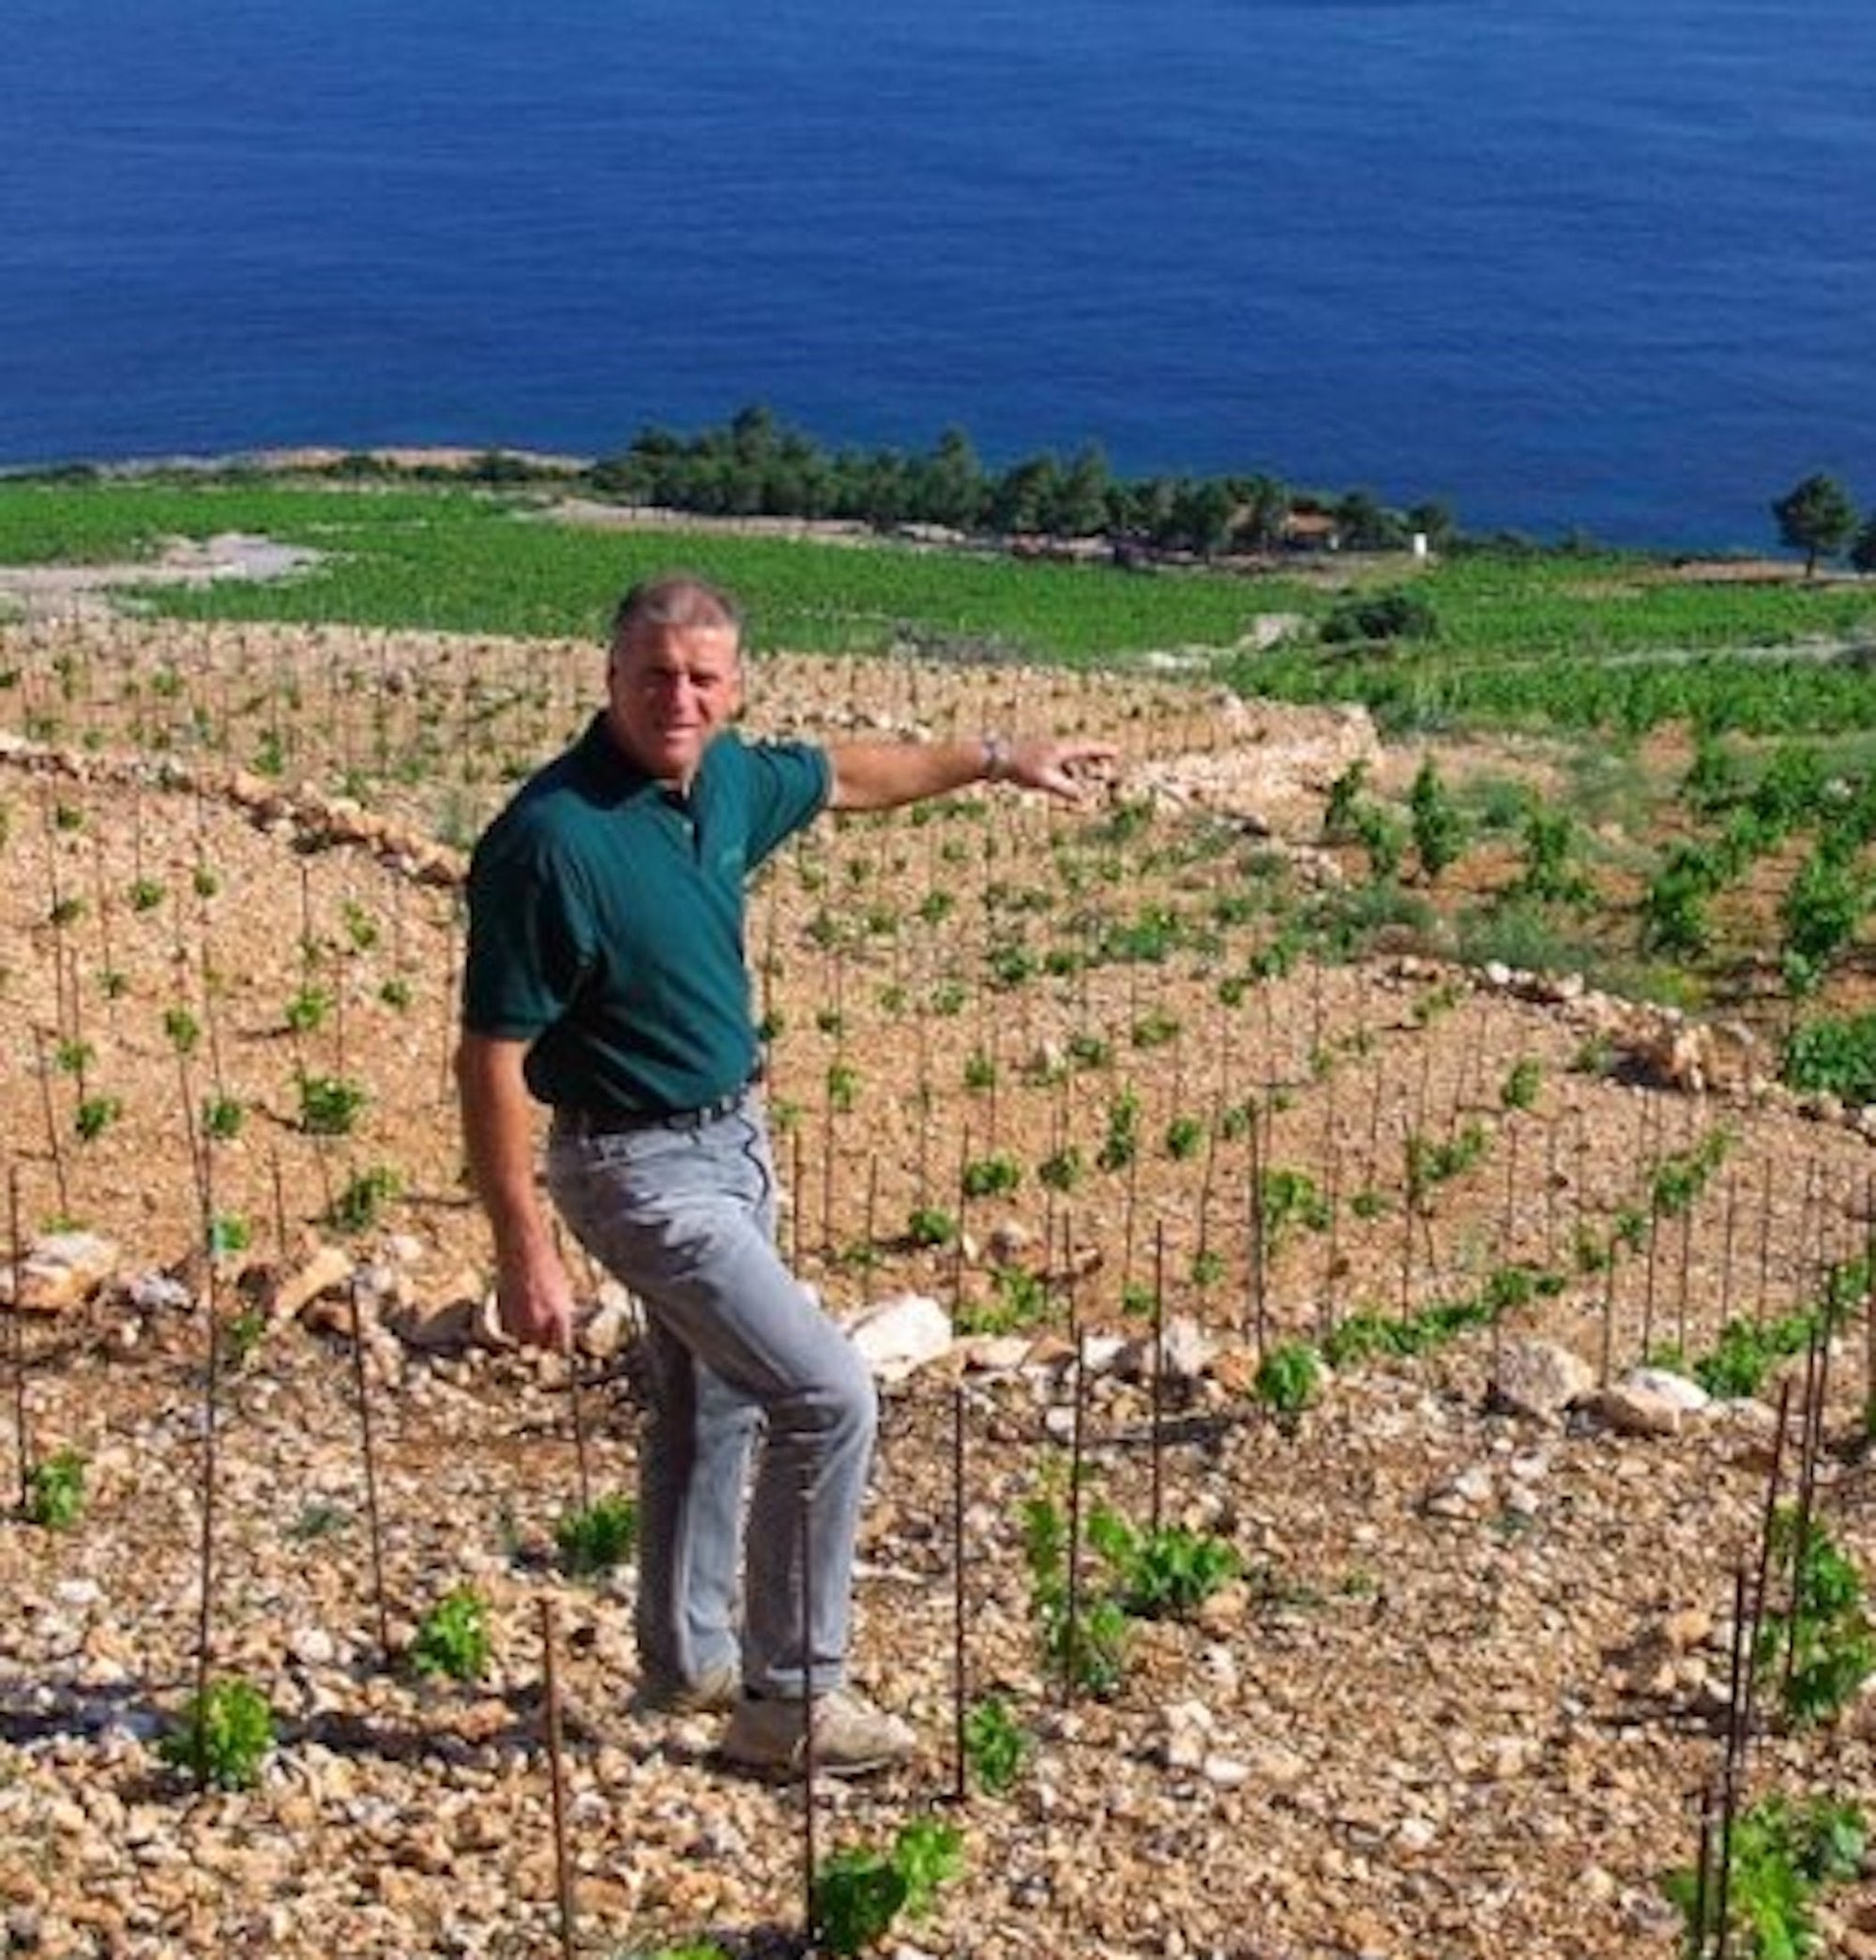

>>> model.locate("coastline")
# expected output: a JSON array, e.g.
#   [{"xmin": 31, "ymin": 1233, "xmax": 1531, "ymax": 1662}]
[
  {"xmin": 1, "ymin": 445, "xmax": 1834, "ymax": 588},
  {"xmin": 4, "ymin": 444, "xmax": 597, "ymax": 482}
]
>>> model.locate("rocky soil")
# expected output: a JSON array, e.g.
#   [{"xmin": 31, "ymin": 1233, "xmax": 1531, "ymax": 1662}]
[{"xmin": 1, "ymin": 616, "xmax": 1873, "ymax": 1959}]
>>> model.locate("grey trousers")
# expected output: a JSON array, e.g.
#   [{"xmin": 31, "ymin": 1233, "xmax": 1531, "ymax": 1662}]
[{"xmin": 546, "ymin": 1092, "xmax": 877, "ymax": 1699}]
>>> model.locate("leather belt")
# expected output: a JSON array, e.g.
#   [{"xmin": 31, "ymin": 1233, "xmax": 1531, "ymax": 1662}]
[{"xmin": 555, "ymin": 1078, "xmax": 757, "ymax": 1138}]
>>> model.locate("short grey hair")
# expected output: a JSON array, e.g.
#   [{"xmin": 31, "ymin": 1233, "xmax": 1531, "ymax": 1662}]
[{"xmin": 609, "ymin": 573, "xmax": 744, "ymax": 652}]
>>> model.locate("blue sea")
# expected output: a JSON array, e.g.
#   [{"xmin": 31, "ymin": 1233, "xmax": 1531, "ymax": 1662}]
[{"xmin": 3, "ymin": 0, "xmax": 1873, "ymax": 550}]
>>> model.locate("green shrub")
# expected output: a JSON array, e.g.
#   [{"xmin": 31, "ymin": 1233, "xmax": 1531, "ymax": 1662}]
[
  {"xmin": 283, "ymin": 982, "xmax": 332, "ymax": 1034},
  {"xmin": 410, "ymin": 1586, "xmax": 492, "ymax": 1681},
  {"xmin": 1780, "ymin": 844, "xmax": 1867, "ymax": 994},
  {"xmin": 1256, "ymin": 1168, "xmax": 1332, "ymax": 1251},
  {"xmin": 1409, "ymin": 756, "xmax": 1466, "ymax": 881},
  {"xmin": 1023, "ymin": 1492, "xmax": 1130, "ymax": 1696},
  {"xmin": 1755, "ymin": 1509, "xmax": 1874, "ymax": 1728},
  {"xmin": 1254, "ymin": 1341, "xmax": 1323, "ymax": 1420},
  {"xmin": 1089, "ymin": 1511, "xmax": 1241, "ymax": 1619},
  {"xmin": 24, "ymin": 1448, "xmax": 87, "ymax": 1530},
  {"xmin": 202, "ymin": 1094, "xmax": 246, "ymax": 1141},
  {"xmin": 159, "ymin": 1679, "xmax": 276, "ymax": 1789},
  {"xmin": 1784, "ymin": 1009, "xmax": 1876, "ymax": 1104},
  {"xmin": 1641, "ymin": 853, "xmax": 1714, "ymax": 959},
  {"xmin": 1694, "ymin": 1313, "xmax": 1815, "ymax": 1400},
  {"xmin": 1322, "ymin": 759, "xmax": 1369, "ymax": 842},
  {"xmin": 1509, "ymin": 804, "xmax": 1596, "ymax": 905},
  {"xmin": 554, "ymin": 1494, "xmax": 639, "ymax": 1578},
  {"xmin": 1664, "ymin": 1793, "xmax": 1865, "ymax": 1960},
  {"xmin": 814, "ymin": 1817, "xmax": 963, "ymax": 1956},
  {"xmin": 1500, "ymin": 1057, "xmax": 1543, "ymax": 1111},
  {"xmin": 1404, "ymin": 1121, "xmax": 1488, "ymax": 1208},
  {"xmin": 322, "ymin": 1164, "xmax": 400, "ymax": 1234},
  {"xmin": 956, "ymin": 1264, "xmax": 1053, "ymax": 1336},
  {"xmin": 905, "ymin": 1205, "xmax": 959, "ymax": 1249},
  {"xmin": 1352, "ymin": 803, "xmax": 1405, "ymax": 881},
  {"xmin": 961, "ymin": 1694, "xmax": 1029, "ymax": 1795},
  {"xmin": 297, "ymin": 1071, "xmax": 367, "ymax": 1136},
  {"xmin": 960, "ymin": 1152, "xmax": 1021, "ymax": 1199},
  {"xmin": 1321, "ymin": 586, "xmax": 1438, "ymax": 646},
  {"xmin": 74, "ymin": 1094, "xmax": 122, "ymax": 1142},
  {"xmin": 1097, "ymin": 1087, "xmax": 1141, "ymax": 1171}
]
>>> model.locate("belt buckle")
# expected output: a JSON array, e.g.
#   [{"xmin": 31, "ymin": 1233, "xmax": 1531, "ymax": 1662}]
[
  {"xmin": 696, "ymin": 1086, "xmax": 739, "ymax": 1127},
  {"xmin": 690, "ymin": 1082, "xmax": 747, "ymax": 1128}
]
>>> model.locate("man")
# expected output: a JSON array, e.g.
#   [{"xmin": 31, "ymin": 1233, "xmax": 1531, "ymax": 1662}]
[{"xmin": 458, "ymin": 572, "xmax": 1112, "ymax": 1775}]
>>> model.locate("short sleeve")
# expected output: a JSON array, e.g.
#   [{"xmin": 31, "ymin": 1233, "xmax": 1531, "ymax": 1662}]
[
  {"xmin": 461, "ymin": 821, "xmax": 596, "ymax": 1039},
  {"xmin": 740, "ymin": 739, "xmax": 831, "ymax": 869}
]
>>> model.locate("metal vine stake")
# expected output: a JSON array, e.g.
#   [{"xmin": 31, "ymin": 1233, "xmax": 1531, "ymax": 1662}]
[
  {"xmin": 914, "ymin": 949, "xmax": 932, "ymax": 1208},
  {"xmin": 553, "ymin": 1223, "xmax": 593, "ymax": 1514},
  {"xmin": 8, "ymin": 1162, "xmax": 28, "ymax": 1512},
  {"xmin": 1121, "ymin": 1117, "xmax": 1141, "ymax": 1309},
  {"xmin": 799, "ymin": 1473, "xmax": 819, "ymax": 1947},
  {"xmin": 1710, "ymin": 1562, "xmax": 1759, "ymax": 1959},
  {"xmin": 1742, "ymin": 1377, "xmax": 1793, "ymax": 1744},
  {"xmin": 1061, "ymin": 1206, "xmax": 1079, "ymax": 1347},
  {"xmin": 1362, "ymin": 1045, "xmax": 1386, "ymax": 1200},
  {"xmin": 1063, "ymin": 1330, "xmax": 1089, "ymax": 1708},
  {"xmin": 1865, "ymin": 1171, "xmax": 1875, "ymax": 1435},
  {"xmin": 1543, "ymin": 1113, "xmax": 1562, "ymax": 1270},
  {"xmin": 566, "ymin": 1343, "xmax": 594, "ymax": 1518},
  {"xmin": 1780, "ymin": 1323, "xmax": 1830, "ymax": 1702},
  {"xmin": 1196, "ymin": 1073, "xmax": 1223, "ymax": 1289},
  {"xmin": 437, "ymin": 901, "xmax": 461, "ymax": 1105},
  {"xmin": 1674, "ymin": 1165, "xmax": 1695, "ymax": 1357},
  {"xmin": 30, "ymin": 1027, "xmax": 70, "ymax": 1222},
  {"xmin": 1640, "ymin": 1117, "xmax": 1663, "ymax": 1360},
  {"xmin": 951, "ymin": 1126, "xmax": 971, "ymax": 1318},
  {"xmin": 1397, "ymin": 1117, "xmax": 1415, "ymax": 1325},
  {"xmin": 1244, "ymin": 1100, "xmax": 1266, "ymax": 1352},
  {"xmin": 1755, "ymin": 1153, "xmax": 1775, "ymax": 1327},
  {"xmin": 87, "ymin": 829, "xmax": 118, "ymax": 1041},
  {"xmin": 537, "ymin": 1598, "xmax": 577, "ymax": 1960},
  {"xmin": 819, "ymin": 951, "xmax": 841, "ymax": 1255},
  {"xmin": 1696, "ymin": 1374, "xmax": 1796, "ymax": 1960},
  {"xmin": 1149, "ymin": 1219, "xmax": 1167, "ymax": 1538},
  {"xmin": 950, "ymin": 1380, "xmax": 969, "ymax": 1806},
  {"xmin": 1487, "ymin": 1119, "xmax": 1517, "ymax": 1378},
  {"xmin": 1598, "ymin": 1221, "xmax": 1619, "ymax": 1391},
  {"xmin": 347, "ymin": 1271, "xmax": 393, "ymax": 1664},
  {"xmin": 188, "ymin": 1144, "xmax": 222, "ymax": 1780},
  {"xmin": 268, "ymin": 1148, "xmax": 290, "ymax": 1264},
  {"xmin": 1319, "ymin": 1110, "xmax": 1343, "ymax": 1347}
]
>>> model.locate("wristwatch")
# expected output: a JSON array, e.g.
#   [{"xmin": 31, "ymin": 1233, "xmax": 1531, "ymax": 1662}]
[{"xmin": 981, "ymin": 734, "xmax": 1013, "ymax": 783}]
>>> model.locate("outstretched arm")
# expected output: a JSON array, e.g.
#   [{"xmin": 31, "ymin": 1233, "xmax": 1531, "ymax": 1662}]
[
  {"xmin": 827, "ymin": 734, "xmax": 1116, "ymax": 813},
  {"xmin": 456, "ymin": 1030, "xmax": 574, "ymax": 1349}
]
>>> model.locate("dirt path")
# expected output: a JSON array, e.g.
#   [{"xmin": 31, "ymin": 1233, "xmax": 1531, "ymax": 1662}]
[{"xmin": 0, "ymin": 534, "xmax": 320, "ymax": 620}]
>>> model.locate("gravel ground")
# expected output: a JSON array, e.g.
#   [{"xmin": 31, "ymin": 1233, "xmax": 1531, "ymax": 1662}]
[{"xmin": 1, "ymin": 618, "xmax": 1873, "ymax": 1959}]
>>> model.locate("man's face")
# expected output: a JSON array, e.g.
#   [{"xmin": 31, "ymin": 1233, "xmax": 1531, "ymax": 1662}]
[{"xmin": 605, "ymin": 620, "xmax": 743, "ymax": 786}]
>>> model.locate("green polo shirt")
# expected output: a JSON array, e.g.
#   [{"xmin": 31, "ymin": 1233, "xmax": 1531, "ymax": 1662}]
[{"xmin": 461, "ymin": 715, "xmax": 830, "ymax": 1115}]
